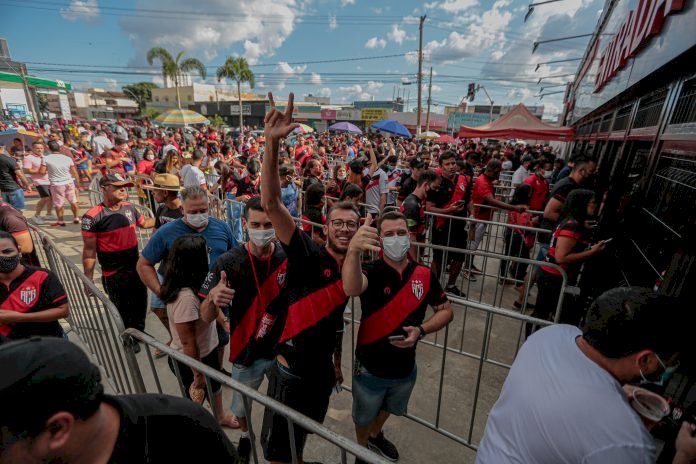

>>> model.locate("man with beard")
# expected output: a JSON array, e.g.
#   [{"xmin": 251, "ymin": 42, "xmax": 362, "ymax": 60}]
[
  {"xmin": 260, "ymin": 92, "xmax": 358, "ymax": 464},
  {"xmin": 343, "ymin": 211, "xmax": 453, "ymax": 463},
  {"xmin": 81, "ymin": 174, "xmax": 155, "ymax": 339},
  {"xmin": 477, "ymin": 287, "xmax": 696, "ymax": 464}
]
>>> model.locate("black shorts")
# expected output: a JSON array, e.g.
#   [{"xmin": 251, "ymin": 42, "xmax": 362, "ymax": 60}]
[
  {"xmin": 432, "ymin": 224, "xmax": 467, "ymax": 262},
  {"xmin": 261, "ymin": 360, "xmax": 334, "ymax": 462},
  {"xmin": 36, "ymin": 185, "xmax": 50, "ymax": 198}
]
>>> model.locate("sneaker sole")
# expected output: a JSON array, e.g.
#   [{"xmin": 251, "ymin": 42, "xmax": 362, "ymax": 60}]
[{"xmin": 367, "ymin": 442, "xmax": 399, "ymax": 462}]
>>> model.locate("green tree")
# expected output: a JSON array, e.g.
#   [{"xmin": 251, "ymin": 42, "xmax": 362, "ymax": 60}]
[
  {"xmin": 146, "ymin": 47, "xmax": 207, "ymax": 110},
  {"xmin": 142, "ymin": 107, "xmax": 161, "ymax": 121},
  {"xmin": 209, "ymin": 114, "xmax": 224, "ymax": 128},
  {"xmin": 216, "ymin": 57, "xmax": 255, "ymax": 131},
  {"xmin": 122, "ymin": 82, "xmax": 159, "ymax": 115}
]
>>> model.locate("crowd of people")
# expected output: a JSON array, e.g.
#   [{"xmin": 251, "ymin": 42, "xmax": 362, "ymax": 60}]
[{"xmin": 0, "ymin": 92, "xmax": 694, "ymax": 464}]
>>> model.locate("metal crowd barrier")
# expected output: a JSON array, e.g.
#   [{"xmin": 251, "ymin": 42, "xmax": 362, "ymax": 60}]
[
  {"xmin": 28, "ymin": 225, "xmax": 145, "ymax": 395},
  {"xmin": 133, "ymin": 204, "xmax": 155, "ymax": 251},
  {"xmin": 123, "ymin": 330, "xmax": 389, "ymax": 464}
]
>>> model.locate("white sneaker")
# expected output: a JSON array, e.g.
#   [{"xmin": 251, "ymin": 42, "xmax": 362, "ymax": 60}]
[{"xmin": 30, "ymin": 216, "xmax": 44, "ymax": 225}]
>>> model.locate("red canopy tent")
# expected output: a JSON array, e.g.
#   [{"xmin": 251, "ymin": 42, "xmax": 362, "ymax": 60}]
[{"xmin": 457, "ymin": 104, "xmax": 573, "ymax": 141}]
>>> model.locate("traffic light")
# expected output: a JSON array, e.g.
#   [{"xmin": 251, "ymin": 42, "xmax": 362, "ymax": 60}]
[{"xmin": 467, "ymin": 83, "xmax": 476, "ymax": 102}]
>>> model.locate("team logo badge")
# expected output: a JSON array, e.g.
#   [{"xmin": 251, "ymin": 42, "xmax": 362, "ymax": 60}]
[
  {"xmin": 124, "ymin": 209, "xmax": 134, "ymax": 223},
  {"xmin": 384, "ymin": 287, "xmax": 391, "ymax": 295},
  {"xmin": 411, "ymin": 280, "xmax": 424, "ymax": 301},
  {"xmin": 277, "ymin": 271, "xmax": 286, "ymax": 287},
  {"xmin": 20, "ymin": 286, "xmax": 37, "ymax": 305},
  {"xmin": 459, "ymin": 182, "xmax": 466, "ymax": 191},
  {"xmin": 323, "ymin": 268, "xmax": 332, "ymax": 278}
]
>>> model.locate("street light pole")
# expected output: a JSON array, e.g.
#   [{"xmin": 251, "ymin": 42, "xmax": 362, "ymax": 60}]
[
  {"xmin": 416, "ymin": 15, "xmax": 426, "ymax": 136},
  {"xmin": 477, "ymin": 85, "xmax": 494, "ymax": 123}
]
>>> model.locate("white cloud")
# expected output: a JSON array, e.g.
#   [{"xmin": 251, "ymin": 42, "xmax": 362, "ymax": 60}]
[
  {"xmin": 421, "ymin": 0, "xmax": 512, "ymax": 63},
  {"xmin": 104, "ymin": 78, "xmax": 118, "ymax": 90},
  {"xmin": 388, "ymin": 24, "xmax": 407, "ymax": 44},
  {"xmin": 544, "ymin": 102, "xmax": 561, "ymax": 116},
  {"xmin": 328, "ymin": 14, "xmax": 338, "ymax": 30},
  {"xmin": 405, "ymin": 51, "xmax": 419, "ymax": 64},
  {"xmin": 121, "ymin": 0, "xmax": 306, "ymax": 66},
  {"xmin": 274, "ymin": 61, "xmax": 307, "ymax": 91},
  {"xmin": 340, "ymin": 0, "xmax": 355, "ymax": 6},
  {"xmin": 506, "ymin": 88, "xmax": 535, "ymax": 101},
  {"xmin": 365, "ymin": 37, "xmax": 387, "ymax": 49},
  {"xmin": 151, "ymin": 75, "xmax": 164, "ymax": 87},
  {"xmin": 318, "ymin": 87, "xmax": 332, "ymax": 97},
  {"xmin": 431, "ymin": 84, "xmax": 443, "ymax": 92},
  {"xmin": 338, "ymin": 82, "xmax": 382, "ymax": 101},
  {"xmin": 430, "ymin": 0, "xmax": 478, "ymax": 13},
  {"xmin": 366, "ymin": 81, "xmax": 384, "ymax": 92},
  {"xmin": 310, "ymin": 73, "xmax": 322, "ymax": 85},
  {"xmin": 60, "ymin": 0, "xmax": 101, "ymax": 23}
]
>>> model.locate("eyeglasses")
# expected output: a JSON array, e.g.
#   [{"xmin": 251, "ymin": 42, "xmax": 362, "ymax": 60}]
[{"xmin": 330, "ymin": 219, "xmax": 358, "ymax": 231}]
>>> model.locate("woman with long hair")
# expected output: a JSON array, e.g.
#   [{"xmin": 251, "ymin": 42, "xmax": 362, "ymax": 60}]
[
  {"xmin": 154, "ymin": 149, "xmax": 181, "ymax": 177},
  {"xmin": 161, "ymin": 234, "xmax": 239, "ymax": 429},
  {"xmin": 531, "ymin": 189, "xmax": 607, "ymax": 327}
]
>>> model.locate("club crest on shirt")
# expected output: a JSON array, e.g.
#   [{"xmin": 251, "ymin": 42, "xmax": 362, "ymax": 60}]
[
  {"xmin": 20, "ymin": 286, "xmax": 37, "ymax": 305},
  {"xmin": 459, "ymin": 182, "xmax": 466, "ymax": 191},
  {"xmin": 411, "ymin": 280, "xmax": 424, "ymax": 301},
  {"xmin": 277, "ymin": 271, "xmax": 286, "ymax": 287},
  {"xmin": 323, "ymin": 268, "xmax": 332, "ymax": 278},
  {"xmin": 124, "ymin": 209, "xmax": 134, "ymax": 223},
  {"xmin": 384, "ymin": 287, "xmax": 391, "ymax": 295}
]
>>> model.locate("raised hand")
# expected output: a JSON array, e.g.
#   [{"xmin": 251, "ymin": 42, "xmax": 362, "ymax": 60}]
[
  {"xmin": 208, "ymin": 270, "xmax": 235, "ymax": 308},
  {"xmin": 264, "ymin": 92, "xmax": 300, "ymax": 141},
  {"xmin": 348, "ymin": 213, "xmax": 381, "ymax": 254}
]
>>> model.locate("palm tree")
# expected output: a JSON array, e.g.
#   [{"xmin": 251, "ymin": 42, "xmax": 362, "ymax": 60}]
[
  {"xmin": 146, "ymin": 47, "xmax": 207, "ymax": 110},
  {"xmin": 216, "ymin": 57, "xmax": 255, "ymax": 131}
]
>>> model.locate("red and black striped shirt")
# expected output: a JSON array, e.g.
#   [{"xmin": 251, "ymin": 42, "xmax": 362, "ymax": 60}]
[{"xmin": 81, "ymin": 202, "xmax": 144, "ymax": 276}]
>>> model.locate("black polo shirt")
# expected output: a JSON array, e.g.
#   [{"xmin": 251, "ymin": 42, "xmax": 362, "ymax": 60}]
[
  {"xmin": 199, "ymin": 243, "xmax": 287, "ymax": 366},
  {"xmin": 278, "ymin": 228, "xmax": 346, "ymax": 379},
  {"xmin": 0, "ymin": 155, "xmax": 20, "ymax": 192},
  {"xmin": 0, "ymin": 266, "xmax": 67, "ymax": 340},
  {"xmin": 106, "ymin": 394, "xmax": 238, "ymax": 463},
  {"xmin": 427, "ymin": 173, "xmax": 471, "ymax": 219},
  {"xmin": 401, "ymin": 193, "xmax": 426, "ymax": 241},
  {"xmin": 398, "ymin": 174, "xmax": 418, "ymax": 202},
  {"xmin": 356, "ymin": 260, "xmax": 447, "ymax": 379}
]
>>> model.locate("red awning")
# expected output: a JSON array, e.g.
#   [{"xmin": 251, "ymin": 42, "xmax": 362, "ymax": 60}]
[{"xmin": 458, "ymin": 104, "xmax": 573, "ymax": 141}]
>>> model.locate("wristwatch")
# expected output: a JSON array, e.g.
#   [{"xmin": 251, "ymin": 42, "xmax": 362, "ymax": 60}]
[{"xmin": 417, "ymin": 325, "xmax": 426, "ymax": 340}]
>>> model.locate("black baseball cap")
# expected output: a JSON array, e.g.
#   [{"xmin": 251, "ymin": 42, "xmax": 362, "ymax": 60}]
[
  {"xmin": 99, "ymin": 172, "xmax": 135, "ymax": 188},
  {"xmin": 0, "ymin": 337, "xmax": 103, "ymax": 432},
  {"xmin": 409, "ymin": 157, "xmax": 425, "ymax": 169},
  {"xmin": 348, "ymin": 159, "xmax": 364, "ymax": 174}
]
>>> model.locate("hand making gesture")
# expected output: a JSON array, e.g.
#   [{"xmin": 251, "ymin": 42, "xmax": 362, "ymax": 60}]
[
  {"xmin": 264, "ymin": 92, "xmax": 300, "ymax": 142},
  {"xmin": 347, "ymin": 213, "xmax": 381, "ymax": 254}
]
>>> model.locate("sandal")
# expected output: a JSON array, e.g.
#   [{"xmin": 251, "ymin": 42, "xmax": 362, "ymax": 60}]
[{"xmin": 219, "ymin": 414, "xmax": 241, "ymax": 429}]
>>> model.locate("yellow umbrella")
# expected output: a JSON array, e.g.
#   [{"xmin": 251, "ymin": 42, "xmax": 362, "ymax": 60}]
[{"xmin": 155, "ymin": 109, "xmax": 209, "ymax": 126}]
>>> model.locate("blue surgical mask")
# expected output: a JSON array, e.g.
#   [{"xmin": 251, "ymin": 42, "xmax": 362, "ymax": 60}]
[{"xmin": 639, "ymin": 353, "xmax": 679, "ymax": 387}]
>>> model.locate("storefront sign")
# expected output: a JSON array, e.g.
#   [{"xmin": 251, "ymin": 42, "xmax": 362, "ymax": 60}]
[
  {"xmin": 595, "ymin": 0, "xmax": 687, "ymax": 92},
  {"xmin": 321, "ymin": 109, "xmax": 337, "ymax": 120},
  {"xmin": 336, "ymin": 109, "xmax": 360, "ymax": 120},
  {"xmin": 447, "ymin": 112, "xmax": 490, "ymax": 130},
  {"xmin": 228, "ymin": 103, "xmax": 252, "ymax": 116},
  {"xmin": 361, "ymin": 108, "xmax": 388, "ymax": 122}
]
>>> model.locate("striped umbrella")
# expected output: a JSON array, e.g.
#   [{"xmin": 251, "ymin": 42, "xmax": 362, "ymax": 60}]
[
  {"xmin": 292, "ymin": 123, "xmax": 314, "ymax": 134},
  {"xmin": 154, "ymin": 109, "xmax": 209, "ymax": 126},
  {"xmin": 417, "ymin": 131, "xmax": 440, "ymax": 139},
  {"xmin": 0, "ymin": 128, "xmax": 42, "ymax": 148}
]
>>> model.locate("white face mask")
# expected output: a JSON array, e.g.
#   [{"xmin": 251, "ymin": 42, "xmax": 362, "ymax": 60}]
[
  {"xmin": 146, "ymin": 154, "xmax": 155, "ymax": 161},
  {"xmin": 248, "ymin": 228, "xmax": 276, "ymax": 248},
  {"xmin": 543, "ymin": 170, "xmax": 553, "ymax": 179},
  {"xmin": 337, "ymin": 175, "xmax": 346, "ymax": 181},
  {"xmin": 382, "ymin": 235, "xmax": 410, "ymax": 262},
  {"xmin": 186, "ymin": 212, "xmax": 209, "ymax": 228}
]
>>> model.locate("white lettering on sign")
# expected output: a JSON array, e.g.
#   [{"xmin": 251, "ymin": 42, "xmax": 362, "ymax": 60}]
[{"xmin": 594, "ymin": 0, "xmax": 686, "ymax": 92}]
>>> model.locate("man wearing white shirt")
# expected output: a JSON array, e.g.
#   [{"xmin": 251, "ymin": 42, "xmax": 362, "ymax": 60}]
[
  {"xmin": 92, "ymin": 130, "xmax": 113, "ymax": 156},
  {"xmin": 23, "ymin": 141, "xmax": 54, "ymax": 224},
  {"xmin": 510, "ymin": 154, "xmax": 532, "ymax": 189},
  {"xmin": 180, "ymin": 148, "xmax": 207, "ymax": 190},
  {"xmin": 477, "ymin": 287, "xmax": 696, "ymax": 464},
  {"xmin": 40, "ymin": 141, "xmax": 80, "ymax": 227}
]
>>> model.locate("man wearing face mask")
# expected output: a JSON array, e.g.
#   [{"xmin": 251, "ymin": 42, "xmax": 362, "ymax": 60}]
[
  {"xmin": 401, "ymin": 169, "xmax": 440, "ymax": 260},
  {"xmin": 199, "ymin": 196, "xmax": 288, "ymax": 462},
  {"xmin": 477, "ymin": 287, "xmax": 696, "ymax": 464},
  {"xmin": 137, "ymin": 186, "xmax": 236, "ymax": 366},
  {"xmin": 343, "ymin": 211, "xmax": 453, "ymax": 463},
  {"xmin": 522, "ymin": 159, "xmax": 550, "ymax": 211}
]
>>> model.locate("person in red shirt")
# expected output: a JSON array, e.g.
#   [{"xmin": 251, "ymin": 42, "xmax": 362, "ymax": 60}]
[
  {"xmin": 136, "ymin": 147, "xmax": 157, "ymax": 176},
  {"xmin": 523, "ymin": 159, "xmax": 551, "ymax": 211},
  {"xmin": 103, "ymin": 137, "xmax": 133, "ymax": 175},
  {"xmin": 469, "ymin": 160, "xmax": 527, "ymax": 255}
]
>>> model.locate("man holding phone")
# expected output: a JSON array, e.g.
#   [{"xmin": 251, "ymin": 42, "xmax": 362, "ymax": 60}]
[{"xmin": 343, "ymin": 210, "xmax": 454, "ymax": 463}]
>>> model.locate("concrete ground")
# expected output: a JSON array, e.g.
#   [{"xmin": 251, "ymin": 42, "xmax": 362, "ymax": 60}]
[{"xmin": 23, "ymin": 190, "xmax": 537, "ymax": 464}]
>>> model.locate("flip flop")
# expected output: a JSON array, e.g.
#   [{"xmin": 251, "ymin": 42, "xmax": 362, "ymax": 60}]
[{"xmin": 219, "ymin": 415, "xmax": 241, "ymax": 429}]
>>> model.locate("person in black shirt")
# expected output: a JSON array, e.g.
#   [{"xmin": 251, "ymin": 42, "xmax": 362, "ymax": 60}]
[
  {"xmin": 141, "ymin": 173, "xmax": 183, "ymax": 343},
  {"xmin": 0, "ymin": 143, "xmax": 30, "ymax": 210},
  {"xmin": 0, "ymin": 337, "xmax": 238, "ymax": 464},
  {"xmin": 200, "ymin": 196, "xmax": 288, "ymax": 462},
  {"xmin": 260, "ymin": 92, "xmax": 359, "ymax": 464},
  {"xmin": 426, "ymin": 151, "xmax": 472, "ymax": 294},
  {"xmin": 397, "ymin": 157, "xmax": 425, "ymax": 205},
  {"xmin": 301, "ymin": 183, "xmax": 327, "ymax": 246},
  {"xmin": 0, "ymin": 231, "xmax": 68, "ymax": 340},
  {"xmin": 343, "ymin": 211, "xmax": 453, "ymax": 463},
  {"xmin": 401, "ymin": 169, "xmax": 440, "ymax": 260}
]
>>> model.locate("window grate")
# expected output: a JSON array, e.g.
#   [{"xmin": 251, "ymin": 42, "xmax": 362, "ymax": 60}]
[
  {"xmin": 599, "ymin": 113, "xmax": 612, "ymax": 132},
  {"xmin": 670, "ymin": 77, "xmax": 696, "ymax": 125},
  {"xmin": 633, "ymin": 88, "xmax": 668, "ymax": 129},
  {"xmin": 613, "ymin": 104, "xmax": 633, "ymax": 131}
]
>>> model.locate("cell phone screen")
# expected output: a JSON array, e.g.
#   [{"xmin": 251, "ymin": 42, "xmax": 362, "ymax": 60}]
[{"xmin": 388, "ymin": 335, "xmax": 406, "ymax": 341}]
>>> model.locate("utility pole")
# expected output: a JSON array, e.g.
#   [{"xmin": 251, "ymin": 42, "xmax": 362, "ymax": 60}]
[
  {"xmin": 477, "ymin": 85, "xmax": 494, "ymax": 123},
  {"xmin": 425, "ymin": 67, "xmax": 433, "ymax": 133},
  {"xmin": 1, "ymin": 58, "xmax": 38, "ymax": 121},
  {"xmin": 416, "ymin": 15, "xmax": 426, "ymax": 136}
]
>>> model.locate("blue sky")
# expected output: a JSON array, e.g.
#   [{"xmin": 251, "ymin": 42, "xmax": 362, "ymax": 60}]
[{"xmin": 2, "ymin": 0, "xmax": 606, "ymax": 117}]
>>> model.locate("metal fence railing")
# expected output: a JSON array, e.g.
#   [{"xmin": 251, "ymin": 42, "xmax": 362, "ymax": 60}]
[
  {"xmin": 123, "ymin": 330, "xmax": 390, "ymax": 464},
  {"xmin": 29, "ymin": 225, "xmax": 145, "ymax": 394}
]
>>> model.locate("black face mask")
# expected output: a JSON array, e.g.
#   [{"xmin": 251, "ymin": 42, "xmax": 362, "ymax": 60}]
[{"xmin": 0, "ymin": 255, "xmax": 20, "ymax": 273}]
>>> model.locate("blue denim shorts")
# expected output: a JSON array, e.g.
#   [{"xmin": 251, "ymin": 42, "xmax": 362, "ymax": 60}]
[
  {"xmin": 2, "ymin": 189, "xmax": 24, "ymax": 210},
  {"xmin": 352, "ymin": 362, "xmax": 417, "ymax": 427},
  {"xmin": 150, "ymin": 273, "xmax": 166, "ymax": 309},
  {"xmin": 229, "ymin": 357, "xmax": 274, "ymax": 417}
]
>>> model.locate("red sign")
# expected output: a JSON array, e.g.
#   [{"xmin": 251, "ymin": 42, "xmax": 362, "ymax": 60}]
[
  {"xmin": 321, "ymin": 109, "xmax": 336, "ymax": 120},
  {"xmin": 594, "ymin": 0, "xmax": 686, "ymax": 92}
]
